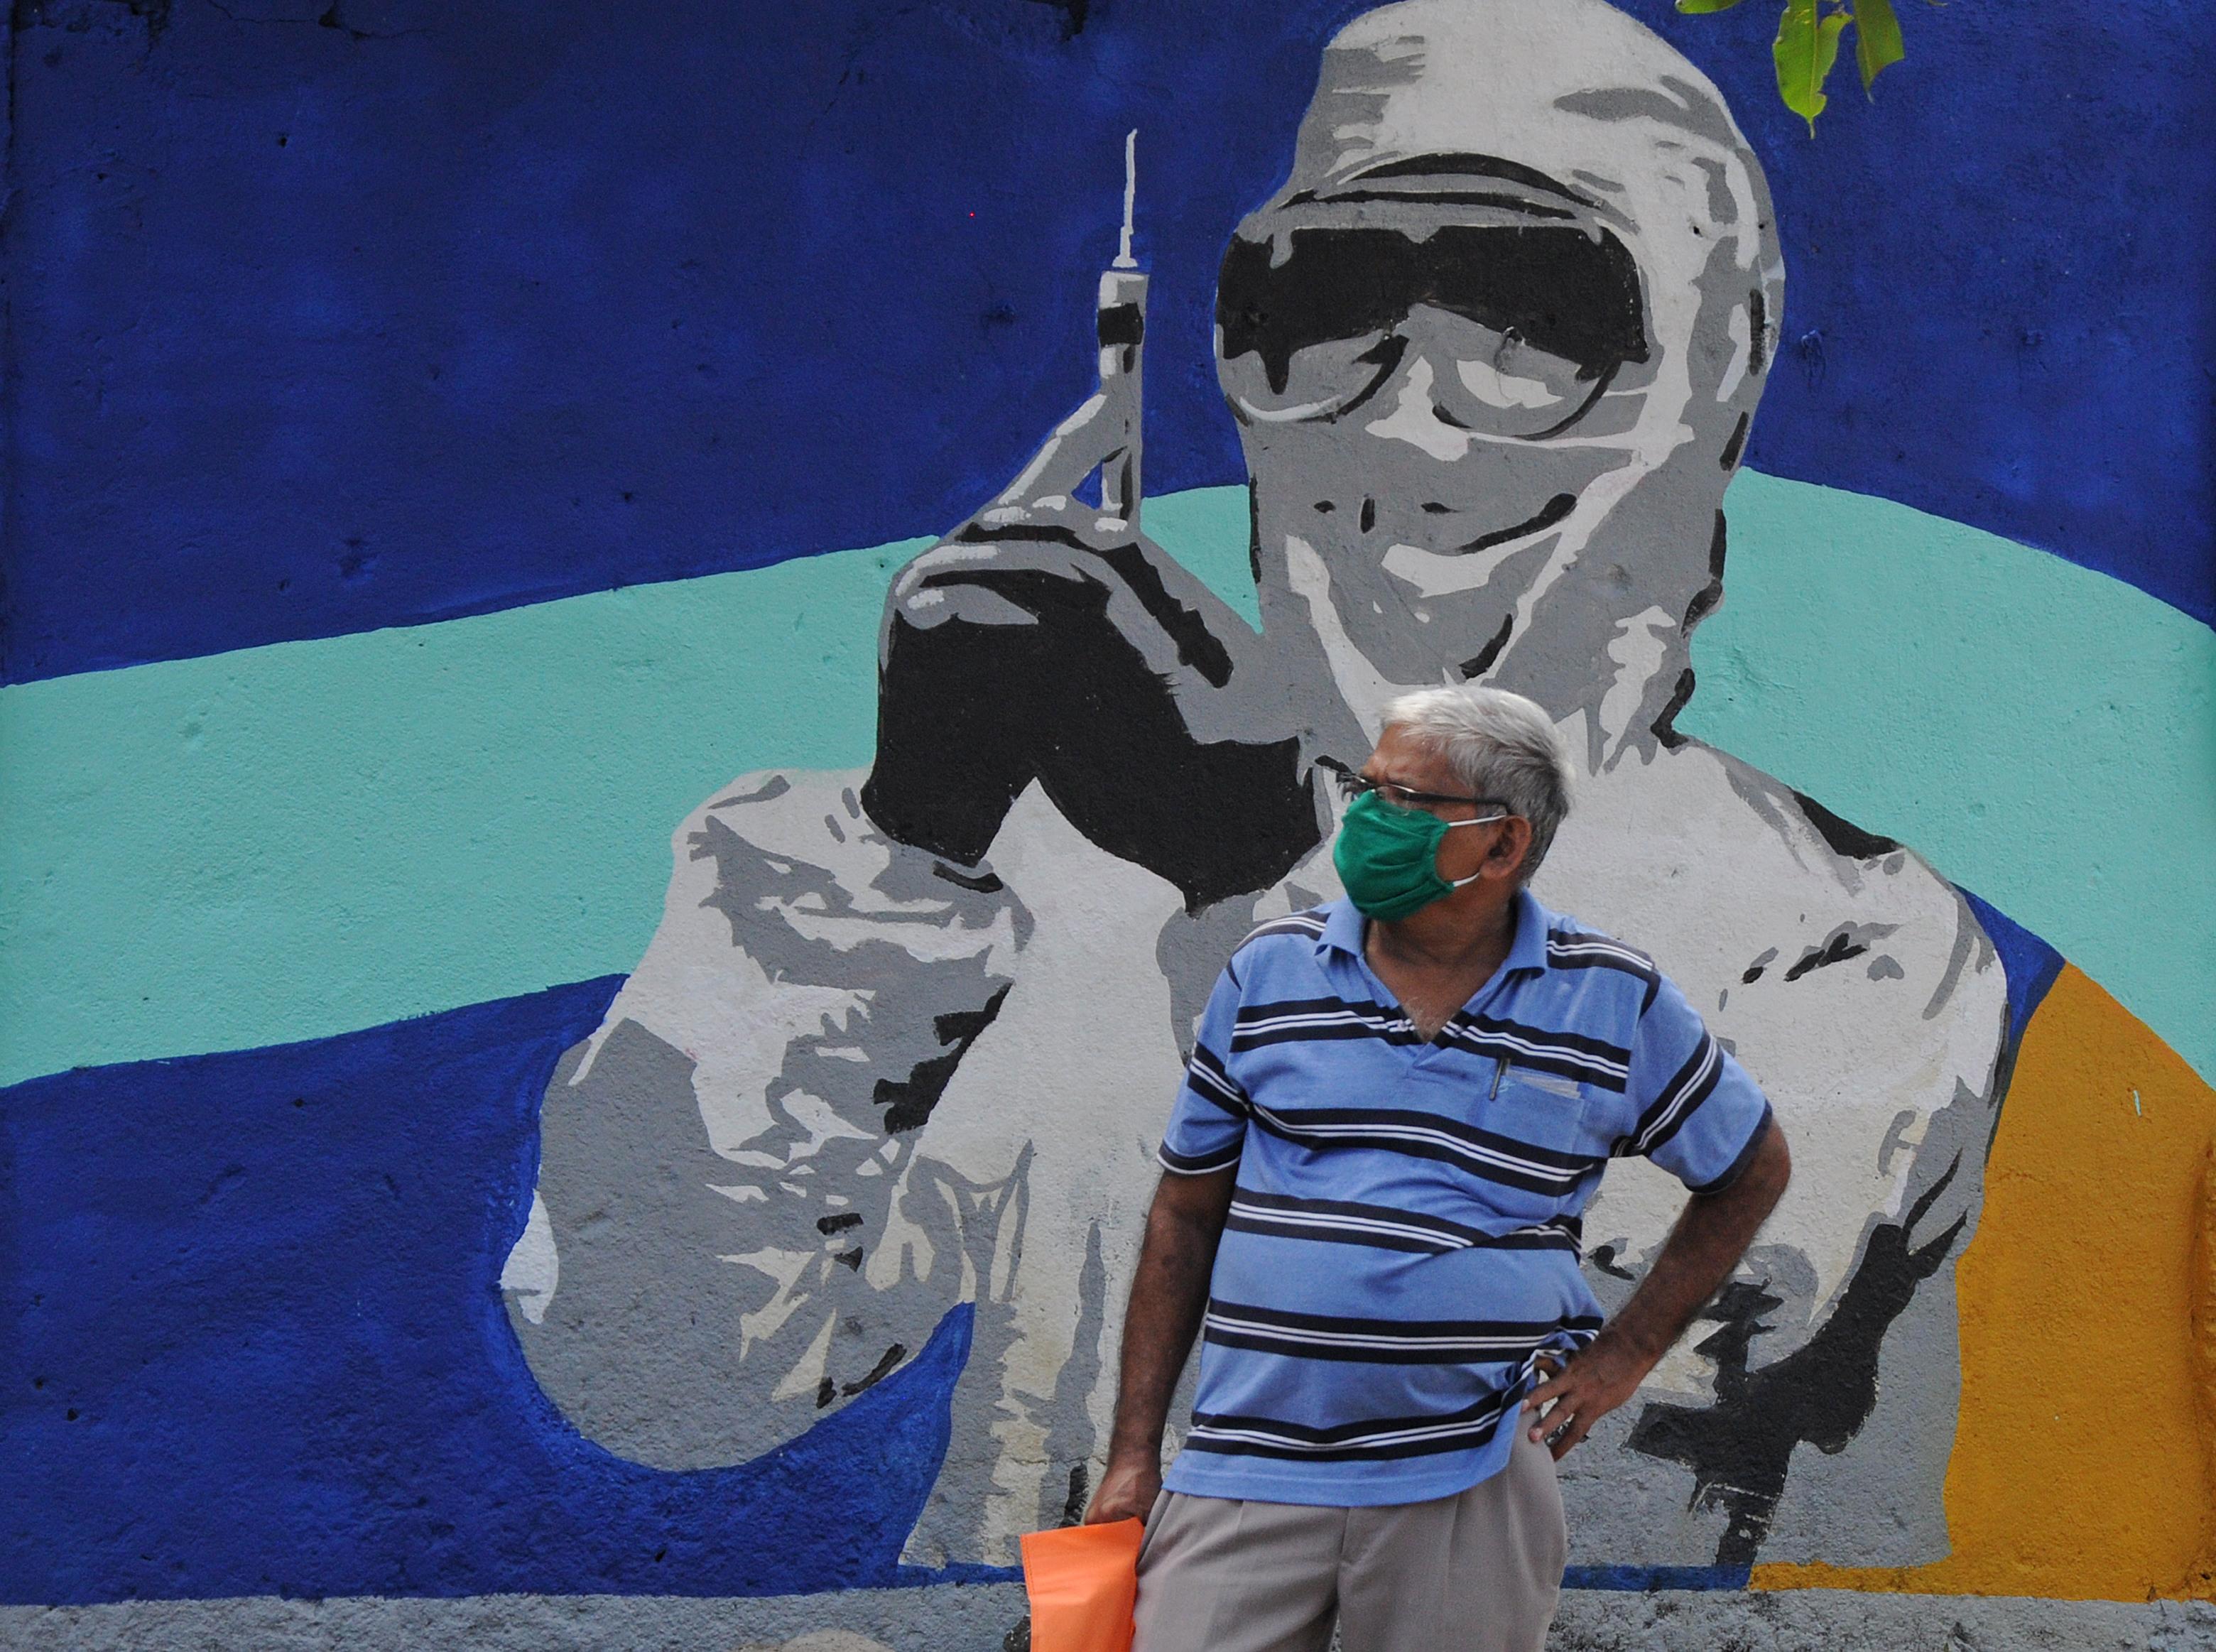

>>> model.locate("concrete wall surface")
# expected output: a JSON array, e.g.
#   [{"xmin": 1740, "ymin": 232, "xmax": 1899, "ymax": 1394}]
[{"xmin": 4, "ymin": 0, "xmax": 2211, "ymax": 1643}]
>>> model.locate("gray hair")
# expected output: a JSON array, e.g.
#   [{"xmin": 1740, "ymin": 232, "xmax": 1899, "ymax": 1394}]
[{"xmin": 1381, "ymin": 685, "xmax": 1575, "ymax": 880}]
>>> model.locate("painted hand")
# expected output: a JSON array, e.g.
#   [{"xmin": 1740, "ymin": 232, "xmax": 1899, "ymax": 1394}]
[
  {"xmin": 1083, "ymin": 1450, "xmax": 1162, "ymax": 1526},
  {"xmin": 1521, "ymin": 1335, "xmax": 1652, "ymax": 1460},
  {"xmin": 862, "ymin": 398, "xmax": 1320, "ymax": 908}
]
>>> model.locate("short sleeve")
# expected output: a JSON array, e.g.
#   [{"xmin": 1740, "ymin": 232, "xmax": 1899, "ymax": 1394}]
[
  {"xmin": 1158, "ymin": 965, "xmax": 1249, "ymax": 1175},
  {"xmin": 1622, "ymin": 972, "xmax": 1772, "ymax": 1193}
]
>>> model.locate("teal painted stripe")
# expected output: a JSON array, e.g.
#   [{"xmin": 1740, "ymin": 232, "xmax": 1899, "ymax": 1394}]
[
  {"xmin": 0, "ymin": 538, "xmax": 908, "ymax": 1094},
  {"xmin": 1, "ymin": 475, "xmax": 2207, "ymax": 1089}
]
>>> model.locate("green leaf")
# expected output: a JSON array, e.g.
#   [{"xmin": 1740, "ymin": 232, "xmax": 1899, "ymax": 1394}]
[
  {"xmin": 1854, "ymin": 0, "xmax": 1906, "ymax": 95},
  {"xmin": 1774, "ymin": 0, "xmax": 1850, "ymax": 134},
  {"xmin": 1676, "ymin": 0, "xmax": 1751, "ymax": 13}
]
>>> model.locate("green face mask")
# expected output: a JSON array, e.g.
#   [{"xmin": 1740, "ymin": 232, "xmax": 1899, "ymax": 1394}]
[{"xmin": 1332, "ymin": 790, "xmax": 1504, "ymax": 921}]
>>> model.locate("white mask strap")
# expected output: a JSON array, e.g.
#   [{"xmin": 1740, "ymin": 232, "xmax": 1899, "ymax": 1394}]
[{"xmin": 1444, "ymin": 813, "xmax": 1507, "ymax": 889}]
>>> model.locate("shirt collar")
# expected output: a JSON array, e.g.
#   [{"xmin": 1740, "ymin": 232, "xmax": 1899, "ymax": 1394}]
[
  {"xmin": 1317, "ymin": 889, "xmax": 1555, "ymax": 977},
  {"xmin": 1503, "ymin": 887, "xmax": 1553, "ymax": 975},
  {"xmin": 1319, "ymin": 898, "xmax": 1368, "ymax": 957}
]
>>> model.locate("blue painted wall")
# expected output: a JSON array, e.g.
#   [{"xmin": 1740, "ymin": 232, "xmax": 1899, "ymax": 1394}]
[
  {"xmin": 0, "ymin": 976, "xmax": 982, "ymax": 1602},
  {"xmin": 4, "ymin": 0, "xmax": 2210, "ymax": 686}
]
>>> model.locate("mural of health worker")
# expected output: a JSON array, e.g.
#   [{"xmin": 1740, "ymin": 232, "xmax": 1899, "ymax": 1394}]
[{"xmin": 504, "ymin": 0, "xmax": 2004, "ymax": 1571}]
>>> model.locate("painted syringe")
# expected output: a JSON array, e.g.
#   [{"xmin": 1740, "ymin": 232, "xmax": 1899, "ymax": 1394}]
[{"xmin": 1095, "ymin": 129, "xmax": 1146, "ymax": 527}]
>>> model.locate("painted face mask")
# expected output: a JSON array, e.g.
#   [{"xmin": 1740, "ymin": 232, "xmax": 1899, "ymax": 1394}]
[{"xmin": 1333, "ymin": 790, "xmax": 1504, "ymax": 920}]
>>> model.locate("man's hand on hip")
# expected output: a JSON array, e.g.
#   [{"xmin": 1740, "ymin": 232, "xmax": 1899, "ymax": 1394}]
[
  {"xmin": 1524, "ymin": 1116, "xmax": 1791, "ymax": 1461},
  {"xmin": 1519, "ymin": 1336, "xmax": 1651, "ymax": 1461}
]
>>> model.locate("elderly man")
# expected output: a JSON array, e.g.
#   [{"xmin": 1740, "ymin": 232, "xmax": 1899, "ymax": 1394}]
[
  {"xmin": 1091, "ymin": 684, "xmax": 1789, "ymax": 1652},
  {"xmin": 504, "ymin": 0, "xmax": 2002, "ymax": 1572}
]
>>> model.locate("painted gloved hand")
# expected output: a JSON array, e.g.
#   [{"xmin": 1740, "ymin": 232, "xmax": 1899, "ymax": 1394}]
[{"xmin": 862, "ymin": 396, "xmax": 1320, "ymax": 911}]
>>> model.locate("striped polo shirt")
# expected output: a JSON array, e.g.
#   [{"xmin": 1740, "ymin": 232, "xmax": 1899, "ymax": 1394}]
[{"xmin": 1156, "ymin": 889, "xmax": 1772, "ymax": 1507}]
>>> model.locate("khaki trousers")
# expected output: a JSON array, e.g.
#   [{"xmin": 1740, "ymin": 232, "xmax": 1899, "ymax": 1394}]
[{"xmin": 1130, "ymin": 1432, "xmax": 1567, "ymax": 1652}]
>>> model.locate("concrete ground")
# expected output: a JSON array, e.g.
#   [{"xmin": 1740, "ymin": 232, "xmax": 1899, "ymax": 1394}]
[{"xmin": 3, "ymin": 1586, "xmax": 2211, "ymax": 1652}]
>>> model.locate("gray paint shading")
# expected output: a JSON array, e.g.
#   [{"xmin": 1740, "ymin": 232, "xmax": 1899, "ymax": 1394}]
[{"xmin": 513, "ymin": 794, "xmax": 1031, "ymax": 1474}]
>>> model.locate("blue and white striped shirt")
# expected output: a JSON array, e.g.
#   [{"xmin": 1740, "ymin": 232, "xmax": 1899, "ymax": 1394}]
[{"xmin": 1157, "ymin": 890, "xmax": 1773, "ymax": 1506}]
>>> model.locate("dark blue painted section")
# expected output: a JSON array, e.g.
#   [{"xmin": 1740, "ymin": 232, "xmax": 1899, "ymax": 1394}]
[
  {"xmin": 0, "ymin": 977, "xmax": 971, "ymax": 1604},
  {"xmin": 1957, "ymin": 886, "xmax": 2066, "ymax": 1049},
  {"xmin": 1563, "ymin": 1563, "xmax": 1753, "ymax": 1591},
  {"xmin": 4, "ymin": 0, "xmax": 2210, "ymax": 685}
]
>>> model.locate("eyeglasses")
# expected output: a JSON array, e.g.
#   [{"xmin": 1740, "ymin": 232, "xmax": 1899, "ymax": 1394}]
[
  {"xmin": 1214, "ymin": 224, "xmax": 1649, "ymax": 433},
  {"xmin": 1330, "ymin": 766, "xmax": 1510, "ymax": 816}
]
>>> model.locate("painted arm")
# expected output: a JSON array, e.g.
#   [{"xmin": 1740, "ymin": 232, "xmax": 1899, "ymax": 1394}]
[
  {"xmin": 1523, "ymin": 1116, "xmax": 1791, "ymax": 1458},
  {"xmin": 1084, "ymin": 1165, "xmax": 1238, "ymax": 1523},
  {"xmin": 508, "ymin": 770, "xmax": 1031, "ymax": 1470}
]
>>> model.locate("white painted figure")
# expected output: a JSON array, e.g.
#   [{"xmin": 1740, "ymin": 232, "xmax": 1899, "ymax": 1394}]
[{"xmin": 504, "ymin": 0, "xmax": 2004, "ymax": 1572}]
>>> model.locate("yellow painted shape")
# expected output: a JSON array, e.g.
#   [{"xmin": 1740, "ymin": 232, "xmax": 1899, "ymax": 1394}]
[{"xmin": 1755, "ymin": 964, "xmax": 2216, "ymax": 1600}]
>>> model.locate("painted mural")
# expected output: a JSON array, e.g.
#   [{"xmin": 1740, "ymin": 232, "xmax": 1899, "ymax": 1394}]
[
  {"xmin": 2, "ymin": 0, "xmax": 2212, "ymax": 1644},
  {"xmin": 505, "ymin": 0, "xmax": 2007, "ymax": 1576}
]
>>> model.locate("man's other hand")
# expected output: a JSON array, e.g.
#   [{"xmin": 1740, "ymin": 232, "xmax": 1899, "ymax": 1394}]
[
  {"xmin": 1085, "ymin": 1168, "xmax": 1235, "ymax": 1527},
  {"xmin": 1085, "ymin": 1452, "xmax": 1162, "ymax": 1526}
]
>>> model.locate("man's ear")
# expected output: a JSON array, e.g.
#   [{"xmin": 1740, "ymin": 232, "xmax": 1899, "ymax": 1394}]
[{"xmin": 1489, "ymin": 817, "xmax": 1535, "ymax": 881}]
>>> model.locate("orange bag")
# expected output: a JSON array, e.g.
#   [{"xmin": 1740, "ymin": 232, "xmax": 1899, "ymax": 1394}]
[{"xmin": 1019, "ymin": 1518, "xmax": 1144, "ymax": 1652}]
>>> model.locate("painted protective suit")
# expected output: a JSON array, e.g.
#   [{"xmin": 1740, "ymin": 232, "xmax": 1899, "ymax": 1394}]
[{"xmin": 502, "ymin": 0, "xmax": 2006, "ymax": 1571}]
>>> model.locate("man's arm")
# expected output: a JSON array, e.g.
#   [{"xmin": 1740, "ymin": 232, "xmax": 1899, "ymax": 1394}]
[
  {"xmin": 1522, "ymin": 1116, "xmax": 1791, "ymax": 1459},
  {"xmin": 1083, "ymin": 1165, "xmax": 1238, "ymax": 1523}
]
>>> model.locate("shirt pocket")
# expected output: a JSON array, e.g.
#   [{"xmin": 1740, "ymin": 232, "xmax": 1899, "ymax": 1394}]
[{"xmin": 1471, "ymin": 1065, "xmax": 1602, "ymax": 1215}]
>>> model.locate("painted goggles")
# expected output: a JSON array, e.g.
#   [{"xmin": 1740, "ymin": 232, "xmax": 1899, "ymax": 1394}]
[{"xmin": 1214, "ymin": 222, "xmax": 1649, "ymax": 437}]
